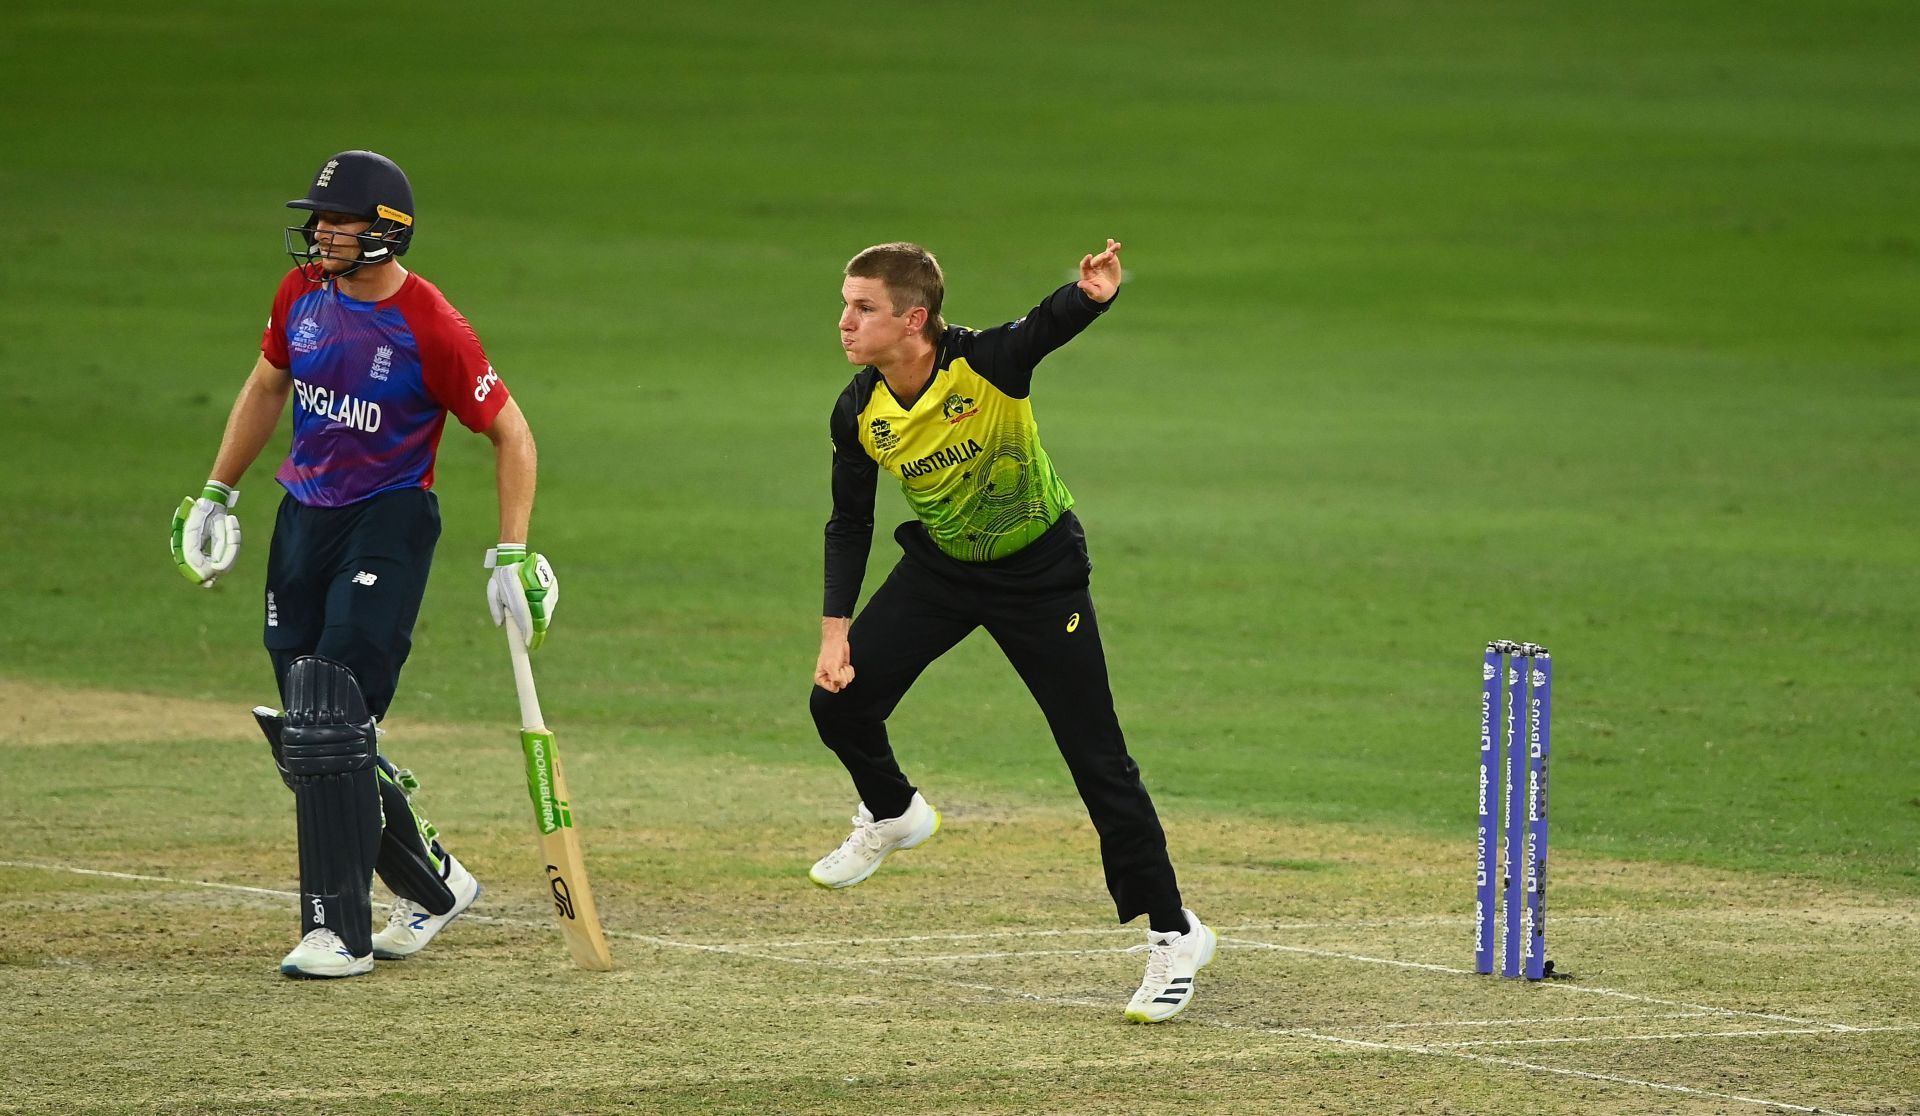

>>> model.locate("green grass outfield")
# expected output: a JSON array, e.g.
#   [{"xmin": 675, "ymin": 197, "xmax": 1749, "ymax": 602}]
[{"xmin": 1, "ymin": 2, "xmax": 1916, "ymax": 1113}]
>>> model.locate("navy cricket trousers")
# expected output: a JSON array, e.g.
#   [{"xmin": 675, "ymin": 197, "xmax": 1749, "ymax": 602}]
[{"xmin": 262, "ymin": 487, "xmax": 440, "ymax": 719}]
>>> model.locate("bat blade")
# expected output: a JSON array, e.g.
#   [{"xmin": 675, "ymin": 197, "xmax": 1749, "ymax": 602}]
[
  {"xmin": 521, "ymin": 727, "xmax": 614, "ymax": 971},
  {"xmin": 508, "ymin": 626, "xmax": 613, "ymax": 971}
]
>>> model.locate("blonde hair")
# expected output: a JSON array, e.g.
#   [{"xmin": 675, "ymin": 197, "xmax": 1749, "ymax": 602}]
[{"xmin": 846, "ymin": 242, "xmax": 945, "ymax": 342}]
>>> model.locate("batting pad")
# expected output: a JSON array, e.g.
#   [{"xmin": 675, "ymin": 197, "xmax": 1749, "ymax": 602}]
[{"xmin": 280, "ymin": 657, "xmax": 382, "ymax": 956}]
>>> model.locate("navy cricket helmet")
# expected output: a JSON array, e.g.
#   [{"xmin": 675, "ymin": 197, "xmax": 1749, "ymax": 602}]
[{"xmin": 284, "ymin": 150, "xmax": 415, "ymax": 275}]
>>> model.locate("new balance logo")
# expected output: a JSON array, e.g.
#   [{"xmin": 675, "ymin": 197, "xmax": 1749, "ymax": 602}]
[{"xmin": 352, "ymin": 571, "xmax": 379, "ymax": 587}]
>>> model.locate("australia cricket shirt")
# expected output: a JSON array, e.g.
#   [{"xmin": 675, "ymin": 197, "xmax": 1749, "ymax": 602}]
[{"xmin": 823, "ymin": 283, "xmax": 1112, "ymax": 615}]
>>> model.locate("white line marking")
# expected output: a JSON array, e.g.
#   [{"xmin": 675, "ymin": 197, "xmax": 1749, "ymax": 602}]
[
  {"xmin": 852, "ymin": 947, "xmax": 1128, "ymax": 964},
  {"xmin": 7, "ymin": 862, "xmax": 1861, "ymax": 1033},
  {"xmin": 2, "ymin": 859, "xmax": 1883, "ymax": 1116},
  {"xmin": 1541, "ymin": 977, "xmax": 1862, "ymax": 1031},
  {"xmin": 1420, "ymin": 1024, "xmax": 1920, "ymax": 1049},
  {"xmin": 1370, "ymin": 1011, "xmax": 1717, "ymax": 1030},
  {"xmin": 739, "ymin": 914, "xmax": 1516, "ymax": 950},
  {"xmin": 1255, "ymin": 1025, "xmax": 1869, "ymax": 1116},
  {"xmin": 746, "ymin": 925, "xmax": 1135, "ymax": 949},
  {"xmin": 1220, "ymin": 935, "xmax": 1852, "ymax": 1030},
  {"xmin": 0, "ymin": 860, "xmax": 915, "ymax": 963},
  {"xmin": 664, "ymin": 931, "xmax": 1889, "ymax": 1116},
  {"xmin": 0, "ymin": 862, "xmax": 298, "ymax": 899},
  {"xmin": 1222, "ymin": 934, "xmax": 1467, "ymax": 973}
]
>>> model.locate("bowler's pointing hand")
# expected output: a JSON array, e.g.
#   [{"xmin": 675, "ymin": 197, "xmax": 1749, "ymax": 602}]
[{"xmin": 1077, "ymin": 239, "xmax": 1124, "ymax": 303}]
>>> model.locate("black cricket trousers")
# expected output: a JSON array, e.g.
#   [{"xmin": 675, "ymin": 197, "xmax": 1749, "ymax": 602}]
[{"xmin": 809, "ymin": 512, "xmax": 1183, "ymax": 924}]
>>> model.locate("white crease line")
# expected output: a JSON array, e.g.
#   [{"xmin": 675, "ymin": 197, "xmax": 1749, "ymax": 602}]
[
  {"xmin": 1222, "ymin": 935, "xmax": 1467, "ymax": 974},
  {"xmin": 745, "ymin": 925, "xmax": 1133, "ymax": 949},
  {"xmin": 1542, "ymin": 978, "xmax": 1860, "ymax": 1031},
  {"xmin": 650, "ymin": 927, "xmax": 1885, "ymax": 1116},
  {"xmin": 872, "ymin": 935, "xmax": 1863, "ymax": 1040},
  {"xmin": 1417, "ymin": 1024, "xmax": 1920, "ymax": 1050},
  {"xmin": 1371, "ymin": 1011, "xmax": 1716, "ymax": 1030},
  {"xmin": 4, "ymin": 859, "xmax": 1883, "ymax": 1116},
  {"xmin": 1220, "ymin": 936, "xmax": 1853, "ymax": 1031},
  {"xmin": 1254, "ymin": 1025, "xmax": 1868, "ymax": 1116},
  {"xmin": 1604, "ymin": 907, "xmax": 1920, "ymax": 926},
  {"xmin": 739, "ymin": 914, "xmax": 1509, "ymax": 950},
  {"xmin": 0, "ymin": 861, "xmax": 734, "ymax": 956},
  {"xmin": 654, "ymin": 933, "xmax": 1888, "ymax": 1116},
  {"xmin": 0, "ymin": 860, "xmax": 1004, "ymax": 969},
  {"xmin": 4, "ymin": 861, "xmax": 1865, "ymax": 1033},
  {"xmin": 850, "ymin": 947, "xmax": 1129, "ymax": 965},
  {"xmin": 0, "ymin": 863, "xmax": 299, "ymax": 900},
  {"xmin": 9, "ymin": 861, "xmax": 1864, "ymax": 1033}
]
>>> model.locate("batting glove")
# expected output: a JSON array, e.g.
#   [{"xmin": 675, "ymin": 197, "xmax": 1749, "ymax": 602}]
[
  {"xmin": 171, "ymin": 481, "xmax": 241, "ymax": 588},
  {"xmin": 486, "ymin": 544, "xmax": 557, "ymax": 651}
]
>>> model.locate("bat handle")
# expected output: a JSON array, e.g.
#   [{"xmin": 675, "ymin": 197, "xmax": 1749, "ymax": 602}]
[{"xmin": 505, "ymin": 623, "xmax": 546, "ymax": 732}]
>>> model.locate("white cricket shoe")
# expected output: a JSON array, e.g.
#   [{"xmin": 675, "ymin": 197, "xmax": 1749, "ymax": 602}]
[
  {"xmin": 372, "ymin": 855, "xmax": 481, "ymax": 960},
  {"xmin": 808, "ymin": 793, "xmax": 940, "ymax": 889},
  {"xmin": 279, "ymin": 928, "xmax": 374, "ymax": 979},
  {"xmin": 1124, "ymin": 909, "xmax": 1216, "ymax": 1023}
]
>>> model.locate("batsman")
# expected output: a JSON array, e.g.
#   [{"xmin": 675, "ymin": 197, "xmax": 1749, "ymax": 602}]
[{"xmin": 170, "ymin": 150, "xmax": 557, "ymax": 978}]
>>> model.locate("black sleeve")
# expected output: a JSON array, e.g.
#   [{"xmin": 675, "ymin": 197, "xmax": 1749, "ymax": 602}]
[
  {"xmin": 948, "ymin": 283, "xmax": 1115, "ymax": 399},
  {"xmin": 823, "ymin": 378, "xmax": 877, "ymax": 617}
]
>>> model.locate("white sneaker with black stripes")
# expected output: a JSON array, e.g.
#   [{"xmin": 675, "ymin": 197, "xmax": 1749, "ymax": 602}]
[
  {"xmin": 1125, "ymin": 909, "xmax": 1216, "ymax": 1023},
  {"xmin": 372, "ymin": 854, "xmax": 480, "ymax": 960}
]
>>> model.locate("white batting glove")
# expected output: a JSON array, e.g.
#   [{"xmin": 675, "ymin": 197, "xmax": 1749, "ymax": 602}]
[
  {"xmin": 486, "ymin": 544, "xmax": 558, "ymax": 651},
  {"xmin": 171, "ymin": 481, "xmax": 241, "ymax": 588}
]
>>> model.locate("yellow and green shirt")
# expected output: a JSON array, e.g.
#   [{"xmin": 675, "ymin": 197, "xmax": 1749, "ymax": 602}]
[{"xmin": 824, "ymin": 283, "xmax": 1112, "ymax": 616}]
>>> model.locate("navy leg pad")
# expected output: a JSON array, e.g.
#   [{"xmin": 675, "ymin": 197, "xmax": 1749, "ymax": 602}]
[
  {"xmin": 280, "ymin": 656, "xmax": 383, "ymax": 957},
  {"xmin": 253, "ymin": 707, "xmax": 294, "ymax": 790},
  {"xmin": 282, "ymin": 656, "xmax": 380, "ymax": 776}
]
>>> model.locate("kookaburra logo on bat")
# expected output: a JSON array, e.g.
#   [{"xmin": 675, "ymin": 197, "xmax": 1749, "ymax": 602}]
[{"xmin": 547, "ymin": 866, "xmax": 577, "ymax": 919}]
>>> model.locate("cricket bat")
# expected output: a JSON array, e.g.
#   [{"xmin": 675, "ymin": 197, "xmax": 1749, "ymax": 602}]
[{"xmin": 506, "ymin": 626, "xmax": 614, "ymax": 970}]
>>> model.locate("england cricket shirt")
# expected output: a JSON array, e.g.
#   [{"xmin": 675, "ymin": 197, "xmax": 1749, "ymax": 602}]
[{"xmin": 261, "ymin": 268, "xmax": 509, "ymax": 508}]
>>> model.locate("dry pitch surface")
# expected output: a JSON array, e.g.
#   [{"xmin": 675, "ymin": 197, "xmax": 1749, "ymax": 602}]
[{"xmin": 2, "ymin": 682, "xmax": 1915, "ymax": 1115}]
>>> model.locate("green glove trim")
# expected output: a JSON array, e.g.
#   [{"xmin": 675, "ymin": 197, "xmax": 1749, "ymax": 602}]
[
  {"xmin": 170, "ymin": 497, "xmax": 204, "ymax": 584},
  {"xmin": 200, "ymin": 481, "xmax": 237, "ymax": 508}
]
